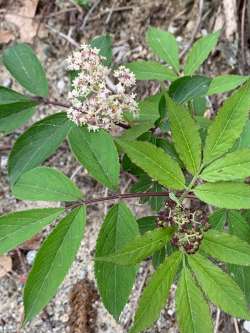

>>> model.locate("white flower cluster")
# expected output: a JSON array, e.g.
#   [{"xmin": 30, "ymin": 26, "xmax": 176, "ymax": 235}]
[{"xmin": 66, "ymin": 44, "xmax": 138, "ymax": 131}]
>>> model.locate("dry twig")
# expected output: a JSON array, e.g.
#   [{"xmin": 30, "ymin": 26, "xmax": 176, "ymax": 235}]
[{"xmin": 180, "ymin": 0, "xmax": 204, "ymax": 59}]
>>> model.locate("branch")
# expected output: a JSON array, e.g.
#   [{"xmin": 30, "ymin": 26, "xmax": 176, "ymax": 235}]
[
  {"xmin": 66, "ymin": 191, "xmax": 170, "ymax": 209},
  {"xmin": 65, "ymin": 191, "xmax": 196, "ymax": 209}
]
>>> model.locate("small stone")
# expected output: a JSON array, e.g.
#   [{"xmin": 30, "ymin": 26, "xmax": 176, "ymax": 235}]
[
  {"xmin": 3, "ymin": 78, "xmax": 12, "ymax": 88},
  {"xmin": 167, "ymin": 309, "xmax": 174, "ymax": 316},
  {"xmin": 1, "ymin": 155, "xmax": 8, "ymax": 169},
  {"xmin": 57, "ymin": 79, "xmax": 66, "ymax": 95},
  {"xmin": 26, "ymin": 250, "xmax": 37, "ymax": 265},
  {"xmin": 244, "ymin": 321, "xmax": 250, "ymax": 332}
]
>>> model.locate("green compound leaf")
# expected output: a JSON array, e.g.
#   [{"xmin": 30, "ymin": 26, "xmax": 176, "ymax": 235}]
[
  {"xmin": 208, "ymin": 75, "xmax": 249, "ymax": 95},
  {"xmin": 166, "ymin": 95, "xmax": 201, "ymax": 175},
  {"xmin": 169, "ymin": 76, "xmax": 211, "ymax": 104},
  {"xmin": 116, "ymin": 139, "xmax": 185, "ymax": 190},
  {"xmin": 91, "ymin": 35, "xmax": 112, "ymax": 67},
  {"xmin": 146, "ymin": 27, "xmax": 179, "ymax": 73},
  {"xmin": 24, "ymin": 206, "xmax": 86, "ymax": 323},
  {"xmin": 3, "ymin": 43, "xmax": 48, "ymax": 97},
  {"xmin": 8, "ymin": 112, "xmax": 73, "ymax": 185},
  {"xmin": 176, "ymin": 265, "xmax": 213, "ymax": 333},
  {"xmin": 96, "ymin": 227, "xmax": 174, "ymax": 266},
  {"xmin": 0, "ymin": 208, "xmax": 63, "ymax": 254},
  {"xmin": 12, "ymin": 167, "xmax": 83, "ymax": 202},
  {"xmin": 188, "ymin": 253, "xmax": 250, "ymax": 319},
  {"xmin": 129, "ymin": 251, "xmax": 182, "ymax": 333},
  {"xmin": 95, "ymin": 203, "xmax": 139, "ymax": 320},
  {"xmin": 184, "ymin": 31, "xmax": 220, "ymax": 76},
  {"xmin": 194, "ymin": 182, "xmax": 250, "ymax": 209},
  {"xmin": 201, "ymin": 149, "xmax": 250, "ymax": 182},
  {"xmin": 68, "ymin": 126, "xmax": 120, "ymax": 190},
  {"xmin": 200, "ymin": 229, "xmax": 250, "ymax": 266},
  {"xmin": 203, "ymin": 80, "xmax": 250, "ymax": 165},
  {"xmin": 126, "ymin": 60, "xmax": 177, "ymax": 81}
]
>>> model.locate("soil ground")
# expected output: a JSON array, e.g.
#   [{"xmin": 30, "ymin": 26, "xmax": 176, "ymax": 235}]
[{"xmin": 1, "ymin": 0, "xmax": 250, "ymax": 332}]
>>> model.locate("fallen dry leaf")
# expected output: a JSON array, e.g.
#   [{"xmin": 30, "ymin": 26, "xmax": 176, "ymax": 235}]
[
  {"xmin": 0, "ymin": 255, "xmax": 12, "ymax": 278},
  {"xmin": 5, "ymin": 0, "xmax": 39, "ymax": 43}
]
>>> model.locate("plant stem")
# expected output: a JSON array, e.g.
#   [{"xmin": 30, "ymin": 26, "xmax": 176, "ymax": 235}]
[
  {"xmin": 66, "ymin": 190, "xmax": 196, "ymax": 209},
  {"xmin": 67, "ymin": 191, "xmax": 170, "ymax": 208},
  {"xmin": 31, "ymin": 96, "xmax": 130, "ymax": 129},
  {"xmin": 179, "ymin": 173, "xmax": 199, "ymax": 202}
]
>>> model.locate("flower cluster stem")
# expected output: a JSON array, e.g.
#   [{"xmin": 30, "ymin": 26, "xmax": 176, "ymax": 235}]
[{"xmin": 31, "ymin": 96, "xmax": 130, "ymax": 129}]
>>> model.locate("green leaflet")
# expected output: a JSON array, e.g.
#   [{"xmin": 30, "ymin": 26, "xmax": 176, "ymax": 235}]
[
  {"xmin": 0, "ymin": 107, "xmax": 35, "ymax": 134},
  {"xmin": 116, "ymin": 139, "xmax": 185, "ymax": 190},
  {"xmin": 237, "ymin": 120, "xmax": 250, "ymax": 149},
  {"xmin": 96, "ymin": 227, "xmax": 174, "ymax": 265},
  {"xmin": 91, "ymin": 35, "xmax": 112, "ymax": 67},
  {"xmin": 194, "ymin": 182, "xmax": 250, "ymax": 209},
  {"xmin": 200, "ymin": 229, "xmax": 250, "ymax": 265},
  {"xmin": 3, "ymin": 43, "xmax": 48, "ymax": 97},
  {"xmin": 8, "ymin": 112, "xmax": 73, "ymax": 185},
  {"xmin": 124, "ymin": 93, "xmax": 161, "ymax": 124},
  {"xmin": 188, "ymin": 253, "xmax": 250, "ymax": 319},
  {"xmin": 166, "ymin": 95, "xmax": 201, "ymax": 175},
  {"xmin": 227, "ymin": 211, "xmax": 250, "ymax": 304},
  {"xmin": 176, "ymin": 265, "xmax": 213, "ymax": 333},
  {"xmin": 137, "ymin": 216, "xmax": 157, "ymax": 235},
  {"xmin": 184, "ymin": 31, "xmax": 220, "ymax": 75},
  {"xmin": 0, "ymin": 87, "xmax": 37, "ymax": 131},
  {"xmin": 227, "ymin": 211, "xmax": 250, "ymax": 241},
  {"xmin": 152, "ymin": 247, "xmax": 167, "ymax": 269},
  {"xmin": 0, "ymin": 208, "xmax": 63, "ymax": 254},
  {"xmin": 0, "ymin": 86, "xmax": 37, "ymax": 114},
  {"xmin": 203, "ymin": 80, "xmax": 250, "ymax": 165},
  {"xmin": 208, "ymin": 209, "xmax": 227, "ymax": 231},
  {"xmin": 129, "ymin": 251, "xmax": 181, "ymax": 333},
  {"xmin": 126, "ymin": 60, "xmax": 177, "ymax": 81},
  {"xmin": 169, "ymin": 76, "xmax": 211, "ymax": 104},
  {"xmin": 12, "ymin": 167, "xmax": 83, "ymax": 202},
  {"xmin": 68, "ymin": 126, "xmax": 120, "ymax": 190},
  {"xmin": 24, "ymin": 207, "xmax": 86, "ymax": 323},
  {"xmin": 146, "ymin": 27, "xmax": 179, "ymax": 73},
  {"xmin": 208, "ymin": 75, "xmax": 249, "ymax": 95},
  {"xmin": 118, "ymin": 122, "xmax": 154, "ymax": 141},
  {"xmin": 201, "ymin": 149, "xmax": 250, "ymax": 182},
  {"xmin": 95, "ymin": 203, "xmax": 139, "ymax": 320},
  {"xmin": 132, "ymin": 177, "xmax": 167, "ymax": 211}
]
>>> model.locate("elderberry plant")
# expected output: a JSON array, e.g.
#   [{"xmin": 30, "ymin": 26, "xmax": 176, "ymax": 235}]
[{"xmin": 1, "ymin": 29, "xmax": 250, "ymax": 332}]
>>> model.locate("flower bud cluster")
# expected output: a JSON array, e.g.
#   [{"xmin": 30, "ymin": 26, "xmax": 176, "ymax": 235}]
[
  {"xmin": 66, "ymin": 44, "xmax": 138, "ymax": 131},
  {"xmin": 157, "ymin": 203, "xmax": 211, "ymax": 254}
]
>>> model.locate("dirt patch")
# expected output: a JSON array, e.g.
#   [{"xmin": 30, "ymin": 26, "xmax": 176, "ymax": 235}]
[{"xmin": 0, "ymin": 0, "xmax": 249, "ymax": 332}]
